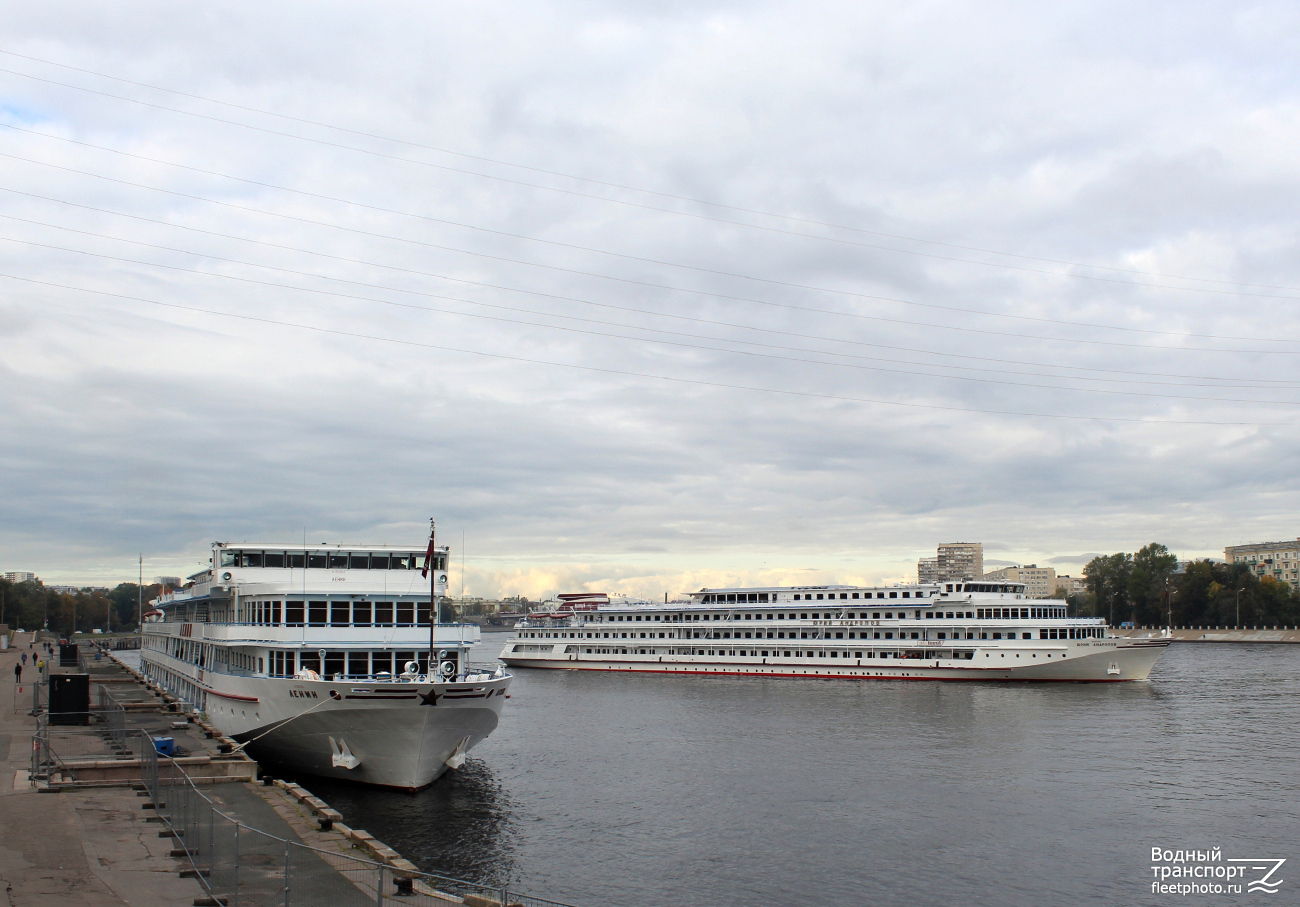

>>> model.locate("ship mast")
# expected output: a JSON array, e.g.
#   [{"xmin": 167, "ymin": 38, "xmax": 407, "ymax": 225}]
[{"xmin": 426, "ymin": 518, "xmax": 437, "ymax": 671}]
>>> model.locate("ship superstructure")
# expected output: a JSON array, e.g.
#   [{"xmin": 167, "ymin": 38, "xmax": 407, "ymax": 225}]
[
  {"xmin": 141, "ymin": 540, "xmax": 511, "ymax": 789},
  {"xmin": 499, "ymin": 581, "xmax": 1168, "ymax": 681}
]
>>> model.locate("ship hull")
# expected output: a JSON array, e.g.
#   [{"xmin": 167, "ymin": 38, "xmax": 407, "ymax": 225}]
[
  {"xmin": 234, "ymin": 697, "xmax": 503, "ymax": 790},
  {"xmin": 500, "ymin": 640, "xmax": 1167, "ymax": 682},
  {"xmin": 142, "ymin": 652, "xmax": 509, "ymax": 789}
]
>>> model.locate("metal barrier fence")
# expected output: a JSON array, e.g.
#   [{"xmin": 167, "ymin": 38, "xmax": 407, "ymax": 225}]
[
  {"xmin": 139, "ymin": 732, "xmax": 578, "ymax": 907},
  {"xmin": 95, "ymin": 684, "xmax": 127, "ymax": 751},
  {"xmin": 31, "ymin": 711, "xmax": 141, "ymax": 780}
]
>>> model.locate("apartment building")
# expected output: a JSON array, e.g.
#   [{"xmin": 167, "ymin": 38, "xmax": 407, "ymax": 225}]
[
  {"xmin": 916, "ymin": 543, "xmax": 984, "ymax": 583},
  {"xmin": 982, "ymin": 564, "xmax": 1056, "ymax": 598},
  {"xmin": 1224, "ymin": 538, "xmax": 1300, "ymax": 588},
  {"xmin": 917, "ymin": 557, "xmax": 940, "ymax": 583}
]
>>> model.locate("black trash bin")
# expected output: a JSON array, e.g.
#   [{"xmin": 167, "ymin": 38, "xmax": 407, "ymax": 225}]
[
  {"xmin": 49, "ymin": 673, "xmax": 90, "ymax": 725},
  {"xmin": 58, "ymin": 643, "xmax": 79, "ymax": 667}
]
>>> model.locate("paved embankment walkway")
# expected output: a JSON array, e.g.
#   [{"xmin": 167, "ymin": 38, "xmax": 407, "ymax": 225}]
[
  {"xmin": 0, "ymin": 642, "xmax": 206, "ymax": 906},
  {"xmin": 0, "ymin": 641, "xmax": 447, "ymax": 906},
  {"xmin": 1111, "ymin": 627, "xmax": 1300, "ymax": 643}
]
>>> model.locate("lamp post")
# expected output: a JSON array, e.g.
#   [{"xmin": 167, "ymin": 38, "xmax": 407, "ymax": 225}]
[{"xmin": 1235, "ymin": 587, "xmax": 1241, "ymax": 629}]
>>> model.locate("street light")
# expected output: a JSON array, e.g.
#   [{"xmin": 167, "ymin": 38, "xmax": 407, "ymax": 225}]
[{"xmin": 1236, "ymin": 587, "xmax": 1241, "ymax": 629}]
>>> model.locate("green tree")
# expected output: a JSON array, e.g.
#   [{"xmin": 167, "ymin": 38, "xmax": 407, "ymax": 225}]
[
  {"xmin": 1084, "ymin": 552, "xmax": 1132, "ymax": 625},
  {"xmin": 1127, "ymin": 543, "xmax": 1179, "ymax": 625}
]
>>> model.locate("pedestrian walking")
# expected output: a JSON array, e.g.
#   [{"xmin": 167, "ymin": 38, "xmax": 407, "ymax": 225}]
[
  {"xmin": 21, "ymin": 652, "xmax": 27, "ymax": 666},
  {"xmin": 13, "ymin": 663, "xmax": 21, "ymax": 683}
]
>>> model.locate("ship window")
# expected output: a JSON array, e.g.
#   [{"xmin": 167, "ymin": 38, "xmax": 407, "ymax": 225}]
[
  {"xmin": 348, "ymin": 652, "xmax": 368, "ymax": 677},
  {"xmin": 372, "ymin": 651, "xmax": 393, "ymax": 675},
  {"xmin": 329, "ymin": 553, "xmax": 348, "ymax": 570},
  {"xmin": 910, "ymin": 632, "xmax": 919, "ymax": 639},
  {"xmin": 374, "ymin": 602, "xmax": 394, "ymax": 625},
  {"xmin": 397, "ymin": 602, "xmax": 415, "ymax": 626},
  {"xmin": 331, "ymin": 601, "xmax": 350, "ymax": 626},
  {"xmin": 353, "ymin": 601, "xmax": 372, "ymax": 627},
  {"xmin": 418, "ymin": 605, "xmax": 431, "ymax": 625},
  {"xmin": 219, "ymin": 550, "xmax": 237, "ymax": 567},
  {"xmin": 889, "ymin": 592, "xmax": 898, "ymax": 598},
  {"xmin": 884, "ymin": 632, "xmax": 893, "ymax": 639},
  {"xmin": 244, "ymin": 551, "xmax": 263, "ymax": 568},
  {"xmin": 308, "ymin": 601, "xmax": 327, "ymax": 627},
  {"xmin": 299, "ymin": 652, "xmax": 321, "ymax": 674},
  {"xmin": 992, "ymin": 632, "xmax": 1002, "ymax": 639},
  {"xmin": 1023, "ymin": 633, "xmax": 1032, "ymax": 640},
  {"xmin": 308, "ymin": 553, "xmax": 328, "ymax": 569},
  {"xmin": 272, "ymin": 601, "xmax": 282, "ymax": 625},
  {"xmin": 265, "ymin": 552, "xmax": 285, "ymax": 568},
  {"xmin": 370, "ymin": 554, "xmax": 390, "ymax": 570},
  {"xmin": 396, "ymin": 652, "xmax": 416, "ymax": 672},
  {"xmin": 946, "ymin": 612, "xmax": 954, "ymax": 619},
  {"xmin": 288, "ymin": 553, "xmax": 305, "ymax": 568},
  {"xmin": 325, "ymin": 652, "xmax": 345, "ymax": 679},
  {"xmin": 874, "ymin": 632, "xmax": 881, "ymax": 639},
  {"xmin": 851, "ymin": 593, "xmax": 859, "ymax": 599},
  {"xmin": 816, "ymin": 594, "xmax": 824, "ymax": 600},
  {"xmin": 937, "ymin": 633, "xmax": 946, "ymax": 639},
  {"xmin": 348, "ymin": 554, "xmax": 367, "ymax": 570},
  {"xmin": 902, "ymin": 591, "xmax": 910, "ymax": 598}
]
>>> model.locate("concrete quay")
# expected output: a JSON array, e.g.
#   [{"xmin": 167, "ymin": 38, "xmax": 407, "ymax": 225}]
[
  {"xmin": 1111, "ymin": 627, "xmax": 1300, "ymax": 643},
  {"xmin": 1, "ymin": 642, "xmax": 523, "ymax": 907}
]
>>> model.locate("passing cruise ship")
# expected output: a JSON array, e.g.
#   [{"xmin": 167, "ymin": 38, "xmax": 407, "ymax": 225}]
[
  {"xmin": 141, "ymin": 540, "xmax": 511, "ymax": 790},
  {"xmin": 499, "ymin": 581, "xmax": 1168, "ymax": 681}
]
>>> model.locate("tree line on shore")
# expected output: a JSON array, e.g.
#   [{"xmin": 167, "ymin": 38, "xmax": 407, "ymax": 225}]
[
  {"xmin": 1076, "ymin": 543, "xmax": 1300, "ymax": 627},
  {"xmin": 0, "ymin": 578, "xmax": 162, "ymax": 636}
]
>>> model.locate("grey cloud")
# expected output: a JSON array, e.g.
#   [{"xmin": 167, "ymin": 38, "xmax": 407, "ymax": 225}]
[{"xmin": 1, "ymin": 1, "xmax": 1298, "ymax": 593}]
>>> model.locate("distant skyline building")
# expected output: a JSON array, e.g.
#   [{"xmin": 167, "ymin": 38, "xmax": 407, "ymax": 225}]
[
  {"xmin": 917, "ymin": 543, "xmax": 983, "ymax": 582},
  {"xmin": 1054, "ymin": 575, "xmax": 1088, "ymax": 597},
  {"xmin": 937, "ymin": 542, "xmax": 983, "ymax": 581},
  {"xmin": 1224, "ymin": 538, "xmax": 1300, "ymax": 589},
  {"xmin": 982, "ymin": 564, "xmax": 1056, "ymax": 598},
  {"xmin": 918, "ymin": 556, "xmax": 940, "ymax": 583},
  {"xmin": 3, "ymin": 571, "xmax": 36, "ymax": 584}
]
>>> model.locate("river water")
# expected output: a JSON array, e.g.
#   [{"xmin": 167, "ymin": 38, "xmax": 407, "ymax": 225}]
[{"xmin": 257, "ymin": 636, "xmax": 1300, "ymax": 905}]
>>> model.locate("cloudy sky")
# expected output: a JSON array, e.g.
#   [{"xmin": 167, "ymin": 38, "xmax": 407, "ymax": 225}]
[{"xmin": 2, "ymin": 1, "xmax": 1298, "ymax": 598}]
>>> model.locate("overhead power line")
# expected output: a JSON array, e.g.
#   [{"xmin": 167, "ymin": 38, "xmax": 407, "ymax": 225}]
[
  {"xmin": 9, "ymin": 188, "xmax": 1293, "ymax": 386},
  {"xmin": 12, "ymin": 231, "xmax": 1300, "ymax": 406},
  {"xmin": 1, "ymin": 270, "xmax": 1289, "ymax": 427},
  {"xmin": 2, "ymin": 149, "xmax": 1296, "ymax": 355},
  {"xmin": 1, "ymin": 48, "xmax": 1295, "ymax": 294},
  {"xmin": 5, "ymin": 209, "xmax": 1297, "ymax": 392},
  {"xmin": 6, "ymin": 123, "xmax": 1300, "ymax": 332}
]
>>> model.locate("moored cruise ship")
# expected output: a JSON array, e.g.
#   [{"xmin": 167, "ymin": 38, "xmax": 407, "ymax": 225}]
[
  {"xmin": 141, "ymin": 539, "xmax": 512, "ymax": 790},
  {"xmin": 499, "ymin": 581, "xmax": 1169, "ymax": 681}
]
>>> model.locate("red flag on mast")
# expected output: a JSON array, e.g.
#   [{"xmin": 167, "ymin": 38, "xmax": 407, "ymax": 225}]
[{"xmin": 421, "ymin": 522, "xmax": 436, "ymax": 579}]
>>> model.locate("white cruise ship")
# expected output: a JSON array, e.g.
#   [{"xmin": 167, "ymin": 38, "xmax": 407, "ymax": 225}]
[
  {"xmin": 499, "ymin": 581, "xmax": 1169, "ymax": 681},
  {"xmin": 141, "ymin": 540, "xmax": 511, "ymax": 790}
]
